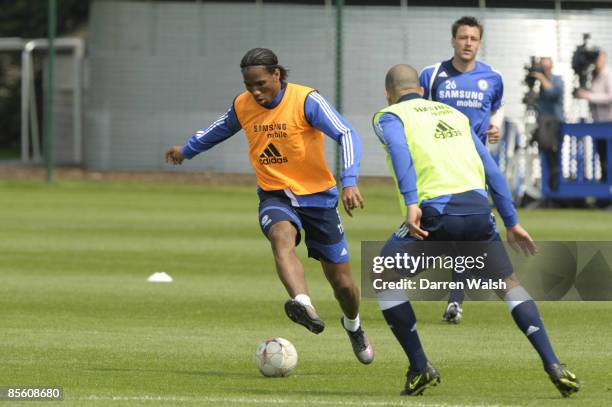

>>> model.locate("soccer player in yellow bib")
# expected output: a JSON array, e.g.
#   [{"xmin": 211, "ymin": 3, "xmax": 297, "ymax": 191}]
[
  {"xmin": 372, "ymin": 64, "xmax": 579, "ymax": 396},
  {"xmin": 165, "ymin": 48, "xmax": 373, "ymax": 364}
]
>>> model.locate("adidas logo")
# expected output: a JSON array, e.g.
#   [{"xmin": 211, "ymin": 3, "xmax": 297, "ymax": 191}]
[
  {"xmin": 261, "ymin": 215, "xmax": 272, "ymax": 228},
  {"xmin": 340, "ymin": 247, "xmax": 348, "ymax": 256},
  {"xmin": 434, "ymin": 120, "xmax": 462, "ymax": 139},
  {"xmin": 259, "ymin": 143, "xmax": 288, "ymax": 165},
  {"xmin": 526, "ymin": 325, "xmax": 540, "ymax": 336},
  {"xmin": 438, "ymin": 71, "xmax": 448, "ymax": 78}
]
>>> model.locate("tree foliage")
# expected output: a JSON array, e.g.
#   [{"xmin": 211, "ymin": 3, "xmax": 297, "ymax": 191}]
[{"xmin": 0, "ymin": 0, "xmax": 90, "ymax": 153}]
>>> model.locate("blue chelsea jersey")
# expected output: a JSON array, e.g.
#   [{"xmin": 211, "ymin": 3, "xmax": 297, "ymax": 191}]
[{"xmin": 419, "ymin": 59, "xmax": 504, "ymax": 144}]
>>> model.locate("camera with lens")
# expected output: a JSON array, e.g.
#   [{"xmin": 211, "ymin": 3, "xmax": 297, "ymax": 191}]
[
  {"xmin": 522, "ymin": 56, "xmax": 544, "ymax": 107},
  {"xmin": 572, "ymin": 33, "xmax": 600, "ymax": 90},
  {"xmin": 524, "ymin": 56, "xmax": 545, "ymax": 90}
]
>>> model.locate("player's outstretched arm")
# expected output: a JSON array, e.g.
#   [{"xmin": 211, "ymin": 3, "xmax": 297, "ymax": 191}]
[
  {"xmin": 471, "ymin": 129, "xmax": 517, "ymax": 227},
  {"xmin": 471, "ymin": 128, "xmax": 537, "ymax": 255},
  {"xmin": 172, "ymin": 106, "xmax": 242, "ymax": 164},
  {"xmin": 341, "ymin": 186, "xmax": 364, "ymax": 217},
  {"xmin": 506, "ymin": 224, "xmax": 537, "ymax": 256},
  {"xmin": 165, "ymin": 146, "xmax": 186, "ymax": 165}
]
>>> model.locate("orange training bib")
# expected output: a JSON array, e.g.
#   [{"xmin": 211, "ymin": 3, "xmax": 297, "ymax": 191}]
[{"xmin": 233, "ymin": 83, "xmax": 336, "ymax": 195}]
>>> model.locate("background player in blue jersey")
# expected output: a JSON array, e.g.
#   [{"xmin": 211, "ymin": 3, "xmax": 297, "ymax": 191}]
[
  {"xmin": 165, "ymin": 48, "xmax": 373, "ymax": 364},
  {"xmin": 373, "ymin": 64, "xmax": 580, "ymax": 397},
  {"xmin": 419, "ymin": 16, "xmax": 505, "ymax": 322}
]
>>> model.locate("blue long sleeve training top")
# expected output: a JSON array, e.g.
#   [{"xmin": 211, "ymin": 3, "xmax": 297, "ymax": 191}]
[{"xmin": 180, "ymin": 84, "xmax": 362, "ymax": 207}]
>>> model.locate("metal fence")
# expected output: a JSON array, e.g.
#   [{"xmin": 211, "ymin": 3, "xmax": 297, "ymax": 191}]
[{"xmin": 84, "ymin": 1, "xmax": 612, "ymax": 175}]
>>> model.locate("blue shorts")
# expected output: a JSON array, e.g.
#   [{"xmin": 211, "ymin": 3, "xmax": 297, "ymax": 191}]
[
  {"xmin": 382, "ymin": 207, "xmax": 513, "ymax": 280},
  {"xmin": 258, "ymin": 191, "xmax": 349, "ymax": 264}
]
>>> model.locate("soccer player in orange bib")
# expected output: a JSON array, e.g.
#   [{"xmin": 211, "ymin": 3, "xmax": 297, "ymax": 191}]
[{"xmin": 165, "ymin": 48, "xmax": 373, "ymax": 364}]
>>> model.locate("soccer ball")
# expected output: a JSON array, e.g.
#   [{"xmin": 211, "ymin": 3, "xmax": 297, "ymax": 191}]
[{"xmin": 255, "ymin": 337, "xmax": 298, "ymax": 377}]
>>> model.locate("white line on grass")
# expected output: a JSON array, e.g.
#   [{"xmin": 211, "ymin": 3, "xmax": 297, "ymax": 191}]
[{"xmin": 85, "ymin": 395, "xmax": 518, "ymax": 407}]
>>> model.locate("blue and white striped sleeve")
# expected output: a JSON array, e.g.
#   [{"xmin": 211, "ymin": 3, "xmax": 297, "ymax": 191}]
[
  {"xmin": 305, "ymin": 92, "xmax": 361, "ymax": 188},
  {"xmin": 180, "ymin": 105, "xmax": 241, "ymax": 159}
]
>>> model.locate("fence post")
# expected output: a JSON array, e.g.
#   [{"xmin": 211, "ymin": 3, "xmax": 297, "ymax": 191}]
[
  {"xmin": 46, "ymin": 0, "xmax": 57, "ymax": 182},
  {"xmin": 335, "ymin": 0, "xmax": 344, "ymax": 181}
]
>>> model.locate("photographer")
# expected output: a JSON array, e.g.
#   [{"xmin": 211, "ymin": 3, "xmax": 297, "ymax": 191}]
[
  {"xmin": 575, "ymin": 51, "xmax": 612, "ymax": 122},
  {"xmin": 530, "ymin": 57, "xmax": 564, "ymax": 121},
  {"xmin": 576, "ymin": 51, "xmax": 612, "ymax": 181},
  {"xmin": 531, "ymin": 58, "xmax": 564, "ymax": 190}
]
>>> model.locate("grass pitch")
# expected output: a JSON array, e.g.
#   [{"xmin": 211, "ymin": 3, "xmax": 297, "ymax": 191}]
[{"xmin": 1, "ymin": 179, "xmax": 612, "ymax": 406}]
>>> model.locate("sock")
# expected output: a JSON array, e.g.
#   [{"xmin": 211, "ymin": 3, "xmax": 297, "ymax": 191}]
[
  {"xmin": 448, "ymin": 270, "xmax": 467, "ymax": 304},
  {"xmin": 342, "ymin": 314, "xmax": 360, "ymax": 332},
  {"xmin": 294, "ymin": 294, "xmax": 312, "ymax": 308},
  {"xmin": 505, "ymin": 286, "xmax": 559, "ymax": 367},
  {"xmin": 378, "ymin": 290, "xmax": 427, "ymax": 371}
]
